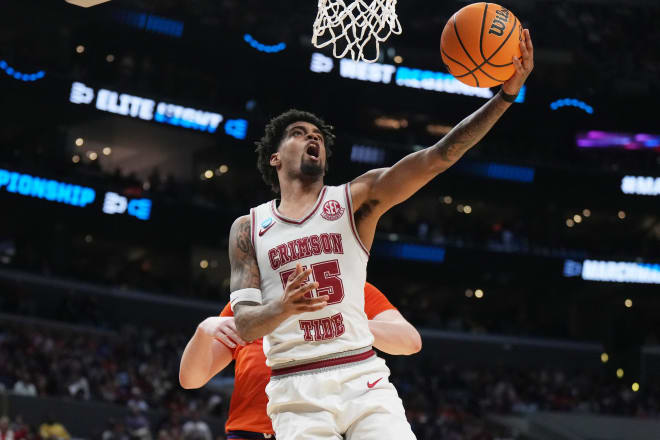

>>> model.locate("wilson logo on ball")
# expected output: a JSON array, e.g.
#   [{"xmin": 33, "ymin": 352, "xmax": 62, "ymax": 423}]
[
  {"xmin": 488, "ymin": 9, "xmax": 510, "ymax": 36},
  {"xmin": 321, "ymin": 200, "xmax": 345, "ymax": 221}
]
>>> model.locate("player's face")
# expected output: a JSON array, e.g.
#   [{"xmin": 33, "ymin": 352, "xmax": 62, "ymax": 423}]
[{"xmin": 274, "ymin": 121, "xmax": 326, "ymax": 180}]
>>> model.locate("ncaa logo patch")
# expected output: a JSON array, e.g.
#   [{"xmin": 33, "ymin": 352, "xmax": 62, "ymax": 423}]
[
  {"xmin": 321, "ymin": 200, "xmax": 344, "ymax": 221},
  {"xmin": 261, "ymin": 217, "xmax": 274, "ymax": 229},
  {"xmin": 258, "ymin": 217, "xmax": 275, "ymax": 236}
]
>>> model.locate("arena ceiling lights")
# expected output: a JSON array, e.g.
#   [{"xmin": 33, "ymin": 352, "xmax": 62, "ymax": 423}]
[
  {"xmin": 0, "ymin": 60, "xmax": 45, "ymax": 82},
  {"xmin": 576, "ymin": 131, "xmax": 660, "ymax": 149},
  {"xmin": 243, "ymin": 34, "xmax": 286, "ymax": 53},
  {"xmin": 550, "ymin": 98, "xmax": 593, "ymax": 114}
]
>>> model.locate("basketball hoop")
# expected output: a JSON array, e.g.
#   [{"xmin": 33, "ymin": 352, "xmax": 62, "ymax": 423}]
[{"xmin": 312, "ymin": 0, "xmax": 402, "ymax": 63}]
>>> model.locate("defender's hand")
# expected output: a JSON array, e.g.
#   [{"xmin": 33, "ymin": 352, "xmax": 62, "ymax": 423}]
[
  {"xmin": 281, "ymin": 263, "xmax": 328, "ymax": 316},
  {"xmin": 502, "ymin": 28, "xmax": 534, "ymax": 96},
  {"xmin": 198, "ymin": 316, "xmax": 246, "ymax": 348}
]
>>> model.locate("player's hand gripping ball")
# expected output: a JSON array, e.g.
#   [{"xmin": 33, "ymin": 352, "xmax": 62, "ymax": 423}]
[{"xmin": 441, "ymin": 2, "xmax": 526, "ymax": 88}]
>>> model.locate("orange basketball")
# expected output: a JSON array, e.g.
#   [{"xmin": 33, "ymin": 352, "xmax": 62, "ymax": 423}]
[{"xmin": 441, "ymin": 3, "xmax": 522, "ymax": 88}]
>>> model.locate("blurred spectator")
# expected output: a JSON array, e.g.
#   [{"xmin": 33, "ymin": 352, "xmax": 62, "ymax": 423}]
[
  {"xmin": 156, "ymin": 412, "xmax": 183, "ymax": 440},
  {"xmin": 101, "ymin": 419, "xmax": 130, "ymax": 440},
  {"xmin": 127, "ymin": 388, "xmax": 150, "ymax": 412},
  {"xmin": 125, "ymin": 404, "xmax": 152, "ymax": 440},
  {"xmin": 66, "ymin": 365, "xmax": 90, "ymax": 401},
  {"xmin": 181, "ymin": 412, "xmax": 211, "ymax": 440},
  {"xmin": 38, "ymin": 415, "xmax": 70, "ymax": 440},
  {"xmin": 12, "ymin": 372, "xmax": 37, "ymax": 396},
  {"xmin": 10, "ymin": 416, "xmax": 32, "ymax": 440},
  {"xmin": 0, "ymin": 417, "xmax": 14, "ymax": 440}
]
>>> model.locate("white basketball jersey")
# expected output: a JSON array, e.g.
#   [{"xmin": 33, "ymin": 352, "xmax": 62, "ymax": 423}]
[{"xmin": 250, "ymin": 184, "xmax": 373, "ymax": 367}]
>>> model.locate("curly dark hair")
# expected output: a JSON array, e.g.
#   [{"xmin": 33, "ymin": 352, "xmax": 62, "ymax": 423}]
[{"xmin": 255, "ymin": 109, "xmax": 336, "ymax": 193}]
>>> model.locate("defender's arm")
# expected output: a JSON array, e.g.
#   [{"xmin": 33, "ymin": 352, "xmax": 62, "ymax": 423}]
[
  {"xmin": 369, "ymin": 309, "xmax": 422, "ymax": 355},
  {"xmin": 179, "ymin": 315, "xmax": 246, "ymax": 389},
  {"xmin": 179, "ymin": 320, "xmax": 235, "ymax": 389}
]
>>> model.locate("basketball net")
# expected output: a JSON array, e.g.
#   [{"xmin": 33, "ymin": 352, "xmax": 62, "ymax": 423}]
[{"xmin": 312, "ymin": 0, "xmax": 402, "ymax": 63}]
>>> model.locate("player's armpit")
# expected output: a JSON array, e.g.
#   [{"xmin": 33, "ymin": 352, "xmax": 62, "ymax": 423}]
[
  {"xmin": 229, "ymin": 215, "xmax": 261, "ymax": 292},
  {"xmin": 350, "ymin": 168, "xmax": 386, "ymax": 215}
]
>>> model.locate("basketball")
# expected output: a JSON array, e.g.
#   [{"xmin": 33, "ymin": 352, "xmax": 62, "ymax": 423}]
[{"xmin": 441, "ymin": 2, "xmax": 523, "ymax": 88}]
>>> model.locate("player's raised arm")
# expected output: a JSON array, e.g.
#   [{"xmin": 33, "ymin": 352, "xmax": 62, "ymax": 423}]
[
  {"xmin": 230, "ymin": 216, "xmax": 329, "ymax": 341},
  {"xmin": 352, "ymin": 30, "xmax": 534, "ymax": 219}
]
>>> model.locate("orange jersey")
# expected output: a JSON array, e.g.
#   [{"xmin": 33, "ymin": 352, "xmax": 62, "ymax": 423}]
[{"xmin": 219, "ymin": 282, "xmax": 396, "ymax": 434}]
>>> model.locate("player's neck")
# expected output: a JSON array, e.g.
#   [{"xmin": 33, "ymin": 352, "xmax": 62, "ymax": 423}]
[{"xmin": 277, "ymin": 179, "xmax": 324, "ymax": 219}]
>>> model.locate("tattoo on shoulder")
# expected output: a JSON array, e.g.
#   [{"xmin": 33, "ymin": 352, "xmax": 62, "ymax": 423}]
[
  {"xmin": 229, "ymin": 216, "xmax": 260, "ymax": 291},
  {"xmin": 236, "ymin": 217, "xmax": 253, "ymax": 256}
]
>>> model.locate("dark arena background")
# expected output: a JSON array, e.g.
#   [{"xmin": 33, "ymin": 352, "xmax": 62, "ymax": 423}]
[{"xmin": 1, "ymin": 0, "xmax": 660, "ymax": 439}]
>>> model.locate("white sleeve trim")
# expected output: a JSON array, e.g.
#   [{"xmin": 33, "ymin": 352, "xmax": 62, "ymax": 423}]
[{"xmin": 230, "ymin": 288, "xmax": 263, "ymax": 312}]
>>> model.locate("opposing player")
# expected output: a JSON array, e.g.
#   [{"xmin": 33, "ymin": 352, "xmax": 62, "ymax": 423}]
[
  {"xmin": 230, "ymin": 30, "xmax": 534, "ymax": 440},
  {"xmin": 179, "ymin": 282, "xmax": 421, "ymax": 439}
]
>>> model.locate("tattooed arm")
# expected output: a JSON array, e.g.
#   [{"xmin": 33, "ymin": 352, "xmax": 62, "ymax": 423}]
[
  {"xmin": 349, "ymin": 30, "xmax": 534, "ymax": 249},
  {"xmin": 230, "ymin": 217, "xmax": 327, "ymax": 341}
]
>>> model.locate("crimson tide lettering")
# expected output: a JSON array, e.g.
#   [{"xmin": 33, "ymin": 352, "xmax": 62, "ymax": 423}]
[
  {"xmin": 330, "ymin": 313, "xmax": 345, "ymax": 335},
  {"xmin": 297, "ymin": 237, "xmax": 311, "ymax": 258},
  {"xmin": 287, "ymin": 240, "xmax": 300, "ymax": 260},
  {"xmin": 299, "ymin": 320, "xmax": 314, "ymax": 341},
  {"xmin": 320, "ymin": 233, "xmax": 332, "ymax": 253},
  {"xmin": 298, "ymin": 313, "xmax": 346, "ymax": 341},
  {"xmin": 268, "ymin": 233, "xmax": 344, "ymax": 270},
  {"xmin": 310, "ymin": 235, "xmax": 321, "ymax": 255},
  {"xmin": 277, "ymin": 244, "xmax": 291, "ymax": 265},
  {"xmin": 312, "ymin": 320, "xmax": 324, "ymax": 339},
  {"xmin": 268, "ymin": 248, "xmax": 278, "ymax": 269},
  {"xmin": 330, "ymin": 234, "xmax": 343, "ymax": 254},
  {"xmin": 320, "ymin": 317, "xmax": 334, "ymax": 338}
]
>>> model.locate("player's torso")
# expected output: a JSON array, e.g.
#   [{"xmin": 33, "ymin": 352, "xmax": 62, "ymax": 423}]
[{"xmin": 251, "ymin": 184, "xmax": 372, "ymax": 367}]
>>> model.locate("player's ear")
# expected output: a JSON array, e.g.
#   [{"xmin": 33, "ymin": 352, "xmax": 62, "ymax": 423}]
[{"xmin": 270, "ymin": 152, "xmax": 280, "ymax": 167}]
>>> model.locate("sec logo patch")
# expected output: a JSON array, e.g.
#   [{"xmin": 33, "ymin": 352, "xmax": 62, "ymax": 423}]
[{"xmin": 321, "ymin": 200, "xmax": 345, "ymax": 221}]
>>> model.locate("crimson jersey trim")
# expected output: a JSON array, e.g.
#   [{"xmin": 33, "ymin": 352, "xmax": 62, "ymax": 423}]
[
  {"xmin": 250, "ymin": 208, "xmax": 257, "ymax": 254},
  {"xmin": 269, "ymin": 187, "xmax": 327, "ymax": 225},
  {"xmin": 344, "ymin": 183, "xmax": 370, "ymax": 257},
  {"xmin": 271, "ymin": 349, "xmax": 375, "ymax": 377}
]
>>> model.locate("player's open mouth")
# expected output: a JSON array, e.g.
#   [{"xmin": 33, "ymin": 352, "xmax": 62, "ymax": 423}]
[{"xmin": 306, "ymin": 142, "xmax": 320, "ymax": 159}]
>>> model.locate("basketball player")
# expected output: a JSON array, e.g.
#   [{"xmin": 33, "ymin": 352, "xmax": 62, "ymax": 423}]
[
  {"xmin": 229, "ymin": 30, "xmax": 533, "ymax": 440},
  {"xmin": 179, "ymin": 282, "xmax": 420, "ymax": 439}
]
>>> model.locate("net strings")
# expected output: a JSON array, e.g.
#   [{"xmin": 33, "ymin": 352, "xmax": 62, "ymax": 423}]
[{"xmin": 312, "ymin": 0, "xmax": 402, "ymax": 63}]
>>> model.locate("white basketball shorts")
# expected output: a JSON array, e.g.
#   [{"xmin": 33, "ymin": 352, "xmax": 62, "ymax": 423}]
[{"xmin": 265, "ymin": 349, "xmax": 416, "ymax": 440}]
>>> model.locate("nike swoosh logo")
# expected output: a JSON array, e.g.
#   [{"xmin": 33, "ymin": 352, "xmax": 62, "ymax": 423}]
[
  {"xmin": 367, "ymin": 377, "xmax": 383, "ymax": 388},
  {"xmin": 258, "ymin": 222, "xmax": 275, "ymax": 236}
]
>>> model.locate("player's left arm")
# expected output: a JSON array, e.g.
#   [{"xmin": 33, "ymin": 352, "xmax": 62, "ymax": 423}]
[
  {"xmin": 369, "ymin": 309, "xmax": 422, "ymax": 355},
  {"xmin": 351, "ymin": 30, "xmax": 534, "ymax": 220}
]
